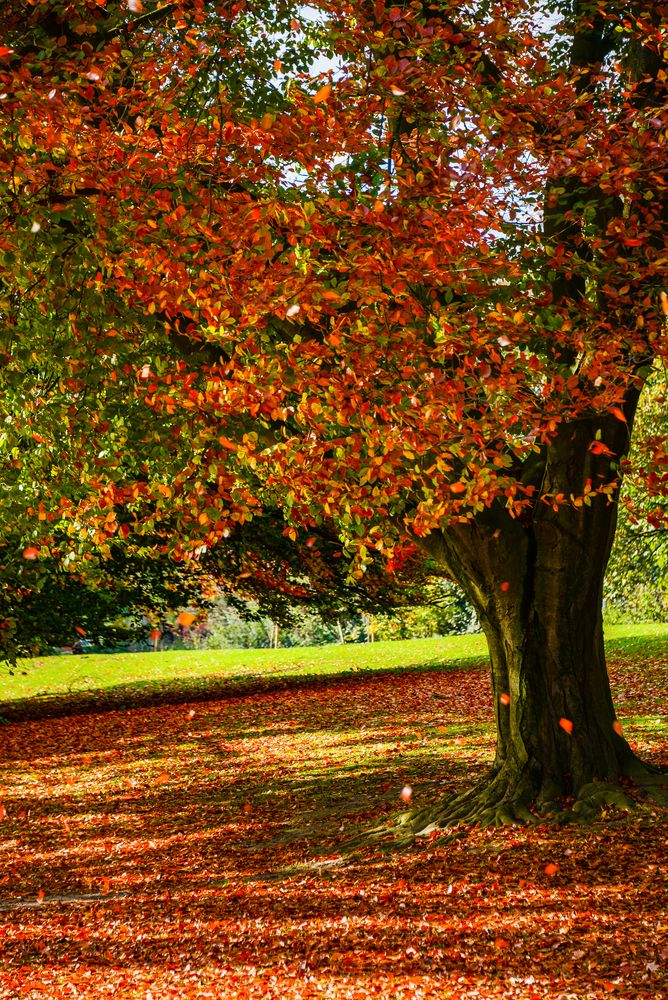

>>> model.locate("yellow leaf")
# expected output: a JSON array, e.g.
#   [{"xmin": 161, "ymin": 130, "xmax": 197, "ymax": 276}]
[{"xmin": 313, "ymin": 82, "xmax": 332, "ymax": 104}]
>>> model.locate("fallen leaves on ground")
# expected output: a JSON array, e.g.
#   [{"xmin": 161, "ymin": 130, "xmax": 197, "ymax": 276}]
[{"xmin": 0, "ymin": 655, "xmax": 666, "ymax": 999}]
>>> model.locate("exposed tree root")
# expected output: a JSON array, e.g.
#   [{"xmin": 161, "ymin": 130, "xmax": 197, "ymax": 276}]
[{"xmin": 341, "ymin": 766, "xmax": 668, "ymax": 853}]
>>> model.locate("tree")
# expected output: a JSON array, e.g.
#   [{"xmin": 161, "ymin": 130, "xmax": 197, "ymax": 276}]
[{"xmin": 2, "ymin": 0, "xmax": 668, "ymax": 828}]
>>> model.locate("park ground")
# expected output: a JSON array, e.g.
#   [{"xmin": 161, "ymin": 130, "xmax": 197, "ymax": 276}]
[{"xmin": 0, "ymin": 627, "xmax": 667, "ymax": 999}]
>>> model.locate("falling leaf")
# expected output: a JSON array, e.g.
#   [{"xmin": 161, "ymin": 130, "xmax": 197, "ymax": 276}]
[
  {"xmin": 37, "ymin": 890, "xmax": 45, "ymax": 902},
  {"xmin": 22, "ymin": 547, "xmax": 40, "ymax": 560},
  {"xmin": 559, "ymin": 718, "xmax": 574, "ymax": 734},
  {"xmin": 139, "ymin": 364, "xmax": 150, "ymax": 380},
  {"xmin": 661, "ymin": 290, "xmax": 668, "ymax": 316},
  {"xmin": 187, "ymin": 709, "xmax": 196, "ymax": 719},
  {"xmin": 75, "ymin": 626, "xmax": 86, "ymax": 637},
  {"xmin": 501, "ymin": 581, "xmax": 510, "ymax": 592},
  {"xmin": 286, "ymin": 304, "xmax": 300, "ymax": 318},
  {"xmin": 100, "ymin": 876, "xmax": 111, "ymax": 894},
  {"xmin": 0, "ymin": 46, "xmax": 13, "ymax": 57},
  {"xmin": 544, "ymin": 863, "xmax": 558, "ymax": 875},
  {"xmin": 390, "ymin": 85, "xmax": 406, "ymax": 96},
  {"xmin": 177, "ymin": 611, "xmax": 195, "ymax": 627},
  {"xmin": 613, "ymin": 720, "xmax": 623, "ymax": 736},
  {"xmin": 127, "ymin": 0, "xmax": 143, "ymax": 11},
  {"xmin": 609, "ymin": 406, "xmax": 627, "ymax": 423},
  {"xmin": 499, "ymin": 693, "xmax": 510, "ymax": 706},
  {"xmin": 273, "ymin": 58, "xmax": 282, "ymax": 73},
  {"xmin": 400, "ymin": 785, "xmax": 412, "ymax": 803},
  {"xmin": 494, "ymin": 937, "xmax": 510, "ymax": 948},
  {"xmin": 313, "ymin": 82, "xmax": 332, "ymax": 104}
]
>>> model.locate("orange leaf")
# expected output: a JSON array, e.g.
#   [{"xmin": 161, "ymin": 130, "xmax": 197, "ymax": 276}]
[
  {"xmin": 400, "ymin": 785, "xmax": 412, "ymax": 803},
  {"xmin": 37, "ymin": 890, "xmax": 45, "ymax": 902},
  {"xmin": 559, "ymin": 717, "xmax": 573, "ymax": 734},
  {"xmin": 544, "ymin": 863, "xmax": 558, "ymax": 875},
  {"xmin": 449, "ymin": 482, "xmax": 467, "ymax": 494},
  {"xmin": 100, "ymin": 876, "xmax": 111, "ymax": 894},
  {"xmin": 177, "ymin": 611, "xmax": 195, "ymax": 626},
  {"xmin": 75, "ymin": 626, "xmax": 86, "ymax": 637},
  {"xmin": 661, "ymin": 290, "xmax": 668, "ymax": 316},
  {"xmin": 499, "ymin": 693, "xmax": 510, "ymax": 706},
  {"xmin": 494, "ymin": 937, "xmax": 510, "ymax": 949},
  {"xmin": 613, "ymin": 720, "xmax": 623, "ymax": 736},
  {"xmin": 609, "ymin": 406, "xmax": 627, "ymax": 423},
  {"xmin": 22, "ymin": 546, "xmax": 40, "ymax": 560},
  {"xmin": 273, "ymin": 58, "xmax": 282, "ymax": 73},
  {"xmin": 313, "ymin": 82, "xmax": 332, "ymax": 104}
]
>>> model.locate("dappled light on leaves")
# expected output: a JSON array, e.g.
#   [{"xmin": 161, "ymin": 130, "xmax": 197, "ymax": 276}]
[{"xmin": 0, "ymin": 647, "xmax": 665, "ymax": 998}]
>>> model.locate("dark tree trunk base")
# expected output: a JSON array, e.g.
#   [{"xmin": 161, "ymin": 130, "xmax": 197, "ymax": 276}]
[{"xmin": 348, "ymin": 760, "xmax": 668, "ymax": 852}]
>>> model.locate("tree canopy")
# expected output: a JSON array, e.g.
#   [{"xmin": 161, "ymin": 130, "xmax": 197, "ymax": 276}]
[{"xmin": 2, "ymin": 0, "xmax": 668, "ymax": 828}]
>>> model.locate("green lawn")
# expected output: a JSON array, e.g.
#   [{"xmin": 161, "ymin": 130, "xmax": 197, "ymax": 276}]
[{"xmin": 1, "ymin": 623, "xmax": 667, "ymax": 717}]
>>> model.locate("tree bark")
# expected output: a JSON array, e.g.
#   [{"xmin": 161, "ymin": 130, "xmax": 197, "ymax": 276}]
[{"xmin": 411, "ymin": 413, "xmax": 664, "ymax": 831}]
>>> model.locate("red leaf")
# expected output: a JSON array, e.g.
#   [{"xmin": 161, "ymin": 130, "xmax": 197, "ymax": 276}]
[
  {"xmin": 559, "ymin": 717, "xmax": 573, "ymax": 734},
  {"xmin": 609, "ymin": 406, "xmax": 627, "ymax": 423},
  {"xmin": 499, "ymin": 693, "xmax": 510, "ymax": 706},
  {"xmin": 22, "ymin": 547, "xmax": 40, "ymax": 560},
  {"xmin": 544, "ymin": 863, "xmax": 558, "ymax": 875}
]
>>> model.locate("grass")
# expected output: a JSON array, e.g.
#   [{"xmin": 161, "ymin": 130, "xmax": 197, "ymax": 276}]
[{"xmin": 1, "ymin": 622, "xmax": 667, "ymax": 722}]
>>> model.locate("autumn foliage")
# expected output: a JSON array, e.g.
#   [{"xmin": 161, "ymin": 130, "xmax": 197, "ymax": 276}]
[
  {"xmin": 0, "ymin": 650, "xmax": 667, "ymax": 997},
  {"xmin": 2, "ymin": 1, "xmax": 668, "ymax": 822}
]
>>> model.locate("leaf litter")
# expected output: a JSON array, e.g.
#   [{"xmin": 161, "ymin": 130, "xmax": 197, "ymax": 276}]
[{"xmin": 0, "ymin": 653, "xmax": 666, "ymax": 999}]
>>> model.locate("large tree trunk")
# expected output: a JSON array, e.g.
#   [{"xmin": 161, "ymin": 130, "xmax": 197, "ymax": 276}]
[{"xmin": 409, "ymin": 415, "xmax": 665, "ymax": 833}]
